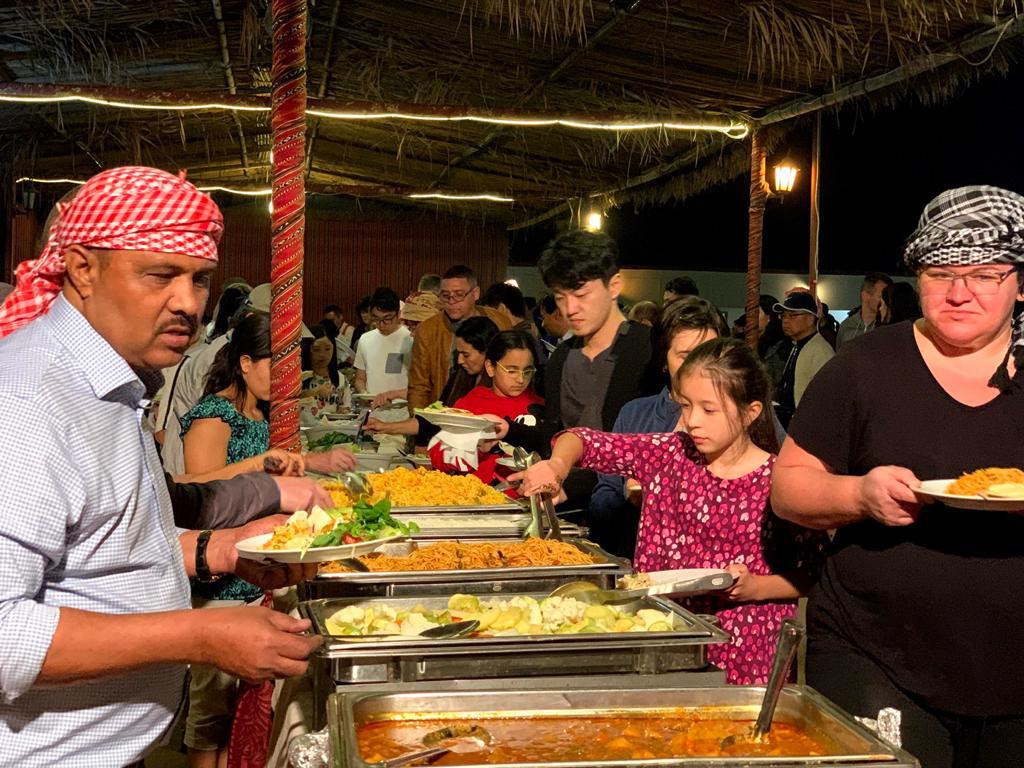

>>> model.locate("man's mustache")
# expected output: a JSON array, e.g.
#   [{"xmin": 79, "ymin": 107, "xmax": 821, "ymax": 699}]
[{"xmin": 158, "ymin": 314, "xmax": 199, "ymax": 336}]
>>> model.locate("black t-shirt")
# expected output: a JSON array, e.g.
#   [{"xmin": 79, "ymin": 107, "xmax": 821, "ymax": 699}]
[{"xmin": 789, "ymin": 322, "xmax": 1024, "ymax": 716}]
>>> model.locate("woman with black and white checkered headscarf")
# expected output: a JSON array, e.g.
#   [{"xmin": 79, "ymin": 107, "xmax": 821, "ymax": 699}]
[
  {"xmin": 903, "ymin": 184, "xmax": 1024, "ymax": 391},
  {"xmin": 772, "ymin": 187, "xmax": 1024, "ymax": 768}
]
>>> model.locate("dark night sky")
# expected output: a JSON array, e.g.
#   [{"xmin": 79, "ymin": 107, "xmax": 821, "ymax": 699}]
[{"xmin": 510, "ymin": 63, "xmax": 1024, "ymax": 276}]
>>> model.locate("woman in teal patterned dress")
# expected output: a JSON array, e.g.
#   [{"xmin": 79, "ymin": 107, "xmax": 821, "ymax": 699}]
[
  {"xmin": 179, "ymin": 312, "xmax": 275, "ymax": 768},
  {"xmin": 179, "ymin": 312, "xmax": 353, "ymax": 767}
]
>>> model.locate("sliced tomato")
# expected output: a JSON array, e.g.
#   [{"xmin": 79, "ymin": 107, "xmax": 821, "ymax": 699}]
[{"xmin": 342, "ymin": 533, "xmax": 363, "ymax": 544}]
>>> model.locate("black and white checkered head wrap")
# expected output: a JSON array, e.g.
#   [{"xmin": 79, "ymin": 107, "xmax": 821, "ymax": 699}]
[{"xmin": 903, "ymin": 185, "xmax": 1024, "ymax": 391}]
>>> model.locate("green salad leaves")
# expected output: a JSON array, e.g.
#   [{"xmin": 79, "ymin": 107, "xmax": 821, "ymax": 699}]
[
  {"xmin": 310, "ymin": 498, "xmax": 420, "ymax": 548},
  {"xmin": 305, "ymin": 431, "xmax": 356, "ymax": 452}
]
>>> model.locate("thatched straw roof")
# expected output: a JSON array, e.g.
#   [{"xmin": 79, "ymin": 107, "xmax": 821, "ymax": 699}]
[{"xmin": 0, "ymin": 0, "xmax": 1021, "ymax": 225}]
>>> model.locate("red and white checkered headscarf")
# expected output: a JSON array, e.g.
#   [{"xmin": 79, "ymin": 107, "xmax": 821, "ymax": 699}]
[{"xmin": 0, "ymin": 166, "xmax": 223, "ymax": 339}]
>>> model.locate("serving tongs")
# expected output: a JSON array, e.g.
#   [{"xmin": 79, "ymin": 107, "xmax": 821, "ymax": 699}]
[
  {"xmin": 720, "ymin": 618, "xmax": 805, "ymax": 750},
  {"xmin": 512, "ymin": 447, "xmax": 562, "ymax": 541},
  {"xmin": 549, "ymin": 571, "xmax": 735, "ymax": 605},
  {"xmin": 369, "ymin": 723, "xmax": 492, "ymax": 768},
  {"xmin": 335, "ymin": 471, "xmax": 370, "ymax": 498}
]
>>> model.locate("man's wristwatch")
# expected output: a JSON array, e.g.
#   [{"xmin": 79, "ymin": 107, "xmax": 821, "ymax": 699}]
[{"xmin": 195, "ymin": 529, "xmax": 223, "ymax": 583}]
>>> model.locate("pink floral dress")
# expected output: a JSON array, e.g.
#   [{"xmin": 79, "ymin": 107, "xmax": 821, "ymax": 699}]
[{"xmin": 570, "ymin": 427, "xmax": 824, "ymax": 684}]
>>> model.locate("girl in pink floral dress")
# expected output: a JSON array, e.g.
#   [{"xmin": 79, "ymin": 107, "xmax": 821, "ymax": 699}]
[{"xmin": 515, "ymin": 337, "xmax": 823, "ymax": 684}]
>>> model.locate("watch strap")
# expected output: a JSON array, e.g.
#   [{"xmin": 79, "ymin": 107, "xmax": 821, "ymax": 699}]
[{"xmin": 195, "ymin": 529, "xmax": 221, "ymax": 583}]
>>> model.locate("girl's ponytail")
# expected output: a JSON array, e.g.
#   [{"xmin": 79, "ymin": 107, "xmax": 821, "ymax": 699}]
[{"xmin": 676, "ymin": 337, "xmax": 779, "ymax": 454}]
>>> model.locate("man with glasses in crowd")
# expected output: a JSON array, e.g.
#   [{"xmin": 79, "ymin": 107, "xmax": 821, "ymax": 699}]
[
  {"xmin": 406, "ymin": 265, "xmax": 512, "ymax": 409},
  {"xmin": 354, "ymin": 287, "xmax": 413, "ymax": 403}
]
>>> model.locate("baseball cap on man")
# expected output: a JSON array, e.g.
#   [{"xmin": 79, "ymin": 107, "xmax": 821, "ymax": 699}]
[
  {"xmin": 773, "ymin": 292, "xmax": 818, "ymax": 316},
  {"xmin": 247, "ymin": 283, "xmax": 314, "ymax": 338},
  {"xmin": 400, "ymin": 290, "xmax": 443, "ymax": 323}
]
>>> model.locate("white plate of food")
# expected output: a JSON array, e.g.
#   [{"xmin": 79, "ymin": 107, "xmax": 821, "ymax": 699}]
[
  {"xmin": 236, "ymin": 533, "xmax": 402, "ymax": 563},
  {"xmin": 236, "ymin": 504, "xmax": 414, "ymax": 563},
  {"xmin": 916, "ymin": 475, "xmax": 1024, "ymax": 513},
  {"xmin": 414, "ymin": 408, "xmax": 497, "ymax": 433}
]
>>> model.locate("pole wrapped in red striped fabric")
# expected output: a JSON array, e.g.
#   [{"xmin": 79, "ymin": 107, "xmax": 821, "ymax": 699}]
[
  {"xmin": 268, "ymin": 0, "xmax": 307, "ymax": 452},
  {"xmin": 226, "ymin": 4, "xmax": 307, "ymax": 766}
]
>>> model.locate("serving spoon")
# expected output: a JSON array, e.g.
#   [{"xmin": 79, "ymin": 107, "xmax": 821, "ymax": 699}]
[
  {"xmin": 720, "ymin": 619, "xmax": 804, "ymax": 750},
  {"xmin": 370, "ymin": 723, "xmax": 492, "ymax": 768},
  {"xmin": 349, "ymin": 619, "xmax": 481, "ymax": 644},
  {"xmin": 335, "ymin": 471, "xmax": 370, "ymax": 497}
]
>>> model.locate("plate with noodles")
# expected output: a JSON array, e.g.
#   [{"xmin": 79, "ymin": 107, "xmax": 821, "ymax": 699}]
[{"xmin": 917, "ymin": 468, "xmax": 1024, "ymax": 512}]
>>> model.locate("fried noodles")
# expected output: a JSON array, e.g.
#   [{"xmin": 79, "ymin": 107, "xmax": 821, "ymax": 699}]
[
  {"xmin": 321, "ymin": 467, "xmax": 508, "ymax": 508},
  {"xmin": 320, "ymin": 539, "xmax": 596, "ymax": 573},
  {"xmin": 946, "ymin": 468, "xmax": 1024, "ymax": 496}
]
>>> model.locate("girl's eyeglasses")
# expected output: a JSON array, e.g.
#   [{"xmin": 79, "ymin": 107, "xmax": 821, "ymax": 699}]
[{"xmin": 496, "ymin": 362, "xmax": 536, "ymax": 380}]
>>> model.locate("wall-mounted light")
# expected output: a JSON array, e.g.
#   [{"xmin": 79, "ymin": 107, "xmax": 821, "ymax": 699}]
[
  {"xmin": 584, "ymin": 210, "xmax": 603, "ymax": 232},
  {"xmin": 773, "ymin": 158, "xmax": 799, "ymax": 194}
]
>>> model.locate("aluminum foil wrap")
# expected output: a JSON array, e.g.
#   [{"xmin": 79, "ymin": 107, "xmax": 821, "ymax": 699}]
[
  {"xmin": 287, "ymin": 727, "xmax": 329, "ymax": 768},
  {"xmin": 855, "ymin": 707, "xmax": 902, "ymax": 748}
]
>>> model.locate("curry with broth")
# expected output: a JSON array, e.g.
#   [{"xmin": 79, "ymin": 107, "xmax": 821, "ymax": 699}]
[{"xmin": 357, "ymin": 712, "xmax": 834, "ymax": 763}]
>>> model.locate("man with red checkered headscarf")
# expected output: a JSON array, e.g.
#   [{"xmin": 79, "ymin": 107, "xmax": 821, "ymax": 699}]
[{"xmin": 0, "ymin": 167, "xmax": 320, "ymax": 767}]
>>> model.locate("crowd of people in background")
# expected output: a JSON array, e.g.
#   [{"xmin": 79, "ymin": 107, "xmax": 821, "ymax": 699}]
[{"xmin": 2, "ymin": 165, "xmax": 1021, "ymax": 768}]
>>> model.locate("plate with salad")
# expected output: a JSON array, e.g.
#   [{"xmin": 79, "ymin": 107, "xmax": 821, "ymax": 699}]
[{"xmin": 236, "ymin": 498, "xmax": 420, "ymax": 563}]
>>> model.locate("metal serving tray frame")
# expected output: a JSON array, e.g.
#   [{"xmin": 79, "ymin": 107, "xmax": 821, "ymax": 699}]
[
  {"xmin": 387, "ymin": 501, "xmax": 526, "ymax": 514},
  {"xmin": 329, "ymin": 686, "xmax": 920, "ymax": 768},
  {"xmin": 410, "ymin": 523, "xmax": 586, "ymax": 541},
  {"xmin": 301, "ymin": 538, "xmax": 627, "ymax": 600},
  {"xmin": 301, "ymin": 593, "xmax": 728, "ymax": 684}
]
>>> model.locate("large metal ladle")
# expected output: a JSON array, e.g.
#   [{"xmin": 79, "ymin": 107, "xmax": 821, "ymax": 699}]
[
  {"xmin": 370, "ymin": 723, "xmax": 492, "ymax": 768},
  {"xmin": 720, "ymin": 618, "xmax": 805, "ymax": 750}
]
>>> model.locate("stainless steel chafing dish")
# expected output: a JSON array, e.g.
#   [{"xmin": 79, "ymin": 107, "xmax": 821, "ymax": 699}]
[
  {"xmin": 386, "ymin": 501, "xmax": 526, "ymax": 514},
  {"xmin": 301, "ymin": 592, "xmax": 728, "ymax": 685},
  {"xmin": 328, "ymin": 686, "xmax": 919, "ymax": 768},
  {"xmin": 402, "ymin": 513, "xmax": 582, "ymax": 539},
  {"xmin": 301, "ymin": 538, "xmax": 622, "ymax": 600}
]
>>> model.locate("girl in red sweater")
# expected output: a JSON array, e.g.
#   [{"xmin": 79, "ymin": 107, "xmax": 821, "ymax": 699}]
[{"xmin": 429, "ymin": 330, "xmax": 543, "ymax": 483}]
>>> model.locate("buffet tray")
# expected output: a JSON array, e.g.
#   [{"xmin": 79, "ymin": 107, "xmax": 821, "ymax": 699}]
[
  {"xmin": 301, "ymin": 593, "xmax": 727, "ymax": 683},
  {"xmin": 301, "ymin": 538, "xmax": 623, "ymax": 600},
  {"xmin": 329, "ymin": 686, "xmax": 919, "ymax": 768},
  {"xmin": 387, "ymin": 502, "xmax": 525, "ymax": 514},
  {"xmin": 412, "ymin": 524, "xmax": 585, "ymax": 540},
  {"xmin": 316, "ymin": 538, "xmax": 623, "ymax": 580}
]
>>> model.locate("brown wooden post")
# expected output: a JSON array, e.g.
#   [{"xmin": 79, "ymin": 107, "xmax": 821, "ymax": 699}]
[
  {"xmin": 744, "ymin": 128, "xmax": 767, "ymax": 349},
  {"xmin": 808, "ymin": 112, "xmax": 821, "ymax": 296}
]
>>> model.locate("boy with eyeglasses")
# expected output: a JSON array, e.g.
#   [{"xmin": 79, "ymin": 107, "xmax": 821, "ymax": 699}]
[{"xmin": 354, "ymin": 287, "xmax": 414, "ymax": 401}]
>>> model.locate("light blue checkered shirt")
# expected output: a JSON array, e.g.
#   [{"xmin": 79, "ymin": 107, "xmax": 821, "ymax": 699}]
[{"xmin": 0, "ymin": 295, "xmax": 191, "ymax": 767}]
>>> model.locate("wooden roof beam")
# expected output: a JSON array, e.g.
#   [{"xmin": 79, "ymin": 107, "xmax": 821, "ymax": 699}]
[
  {"xmin": 211, "ymin": 0, "xmax": 250, "ymax": 175},
  {"xmin": 756, "ymin": 12, "xmax": 1024, "ymax": 126},
  {"xmin": 425, "ymin": 1, "xmax": 644, "ymax": 191},
  {"xmin": 306, "ymin": 0, "xmax": 343, "ymax": 177},
  {"xmin": 0, "ymin": 81, "xmax": 742, "ymax": 129}
]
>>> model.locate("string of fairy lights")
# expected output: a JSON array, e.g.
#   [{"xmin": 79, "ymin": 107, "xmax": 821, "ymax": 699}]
[{"xmin": 3, "ymin": 88, "xmax": 750, "ymax": 210}]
